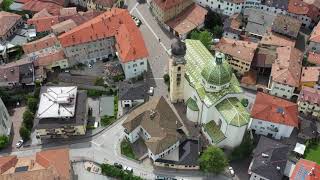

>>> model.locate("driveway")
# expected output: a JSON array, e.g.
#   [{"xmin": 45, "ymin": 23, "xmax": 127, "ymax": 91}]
[{"xmin": 10, "ymin": 106, "xmax": 26, "ymax": 150}]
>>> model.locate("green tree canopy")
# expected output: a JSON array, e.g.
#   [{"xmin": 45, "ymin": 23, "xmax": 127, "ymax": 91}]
[
  {"xmin": 0, "ymin": 135, "xmax": 9, "ymax": 149},
  {"xmin": 19, "ymin": 126, "xmax": 31, "ymax": 141},
  {"xmin": 27, "ymin": 97, "xmax": 38, "ymax": 113},
  {"xmin": 204, "ymin": 10, "xmax": 223, "ymax": 30},
  {"xmin": 1, "ymin": 0, "xmax": 13, "ymax": 11},
  {"xmin": 199, "ymin": 146, "xmax": 228, "ymax": 174},
  {"xmin": 191, "ymin": 30, "xmax": 212, "ymax": 50},
  {"xmin": 23, "ymin": 110, "xmax": 34, "ymax": 130},
  {"xmin": 94, "ymin": 77, "xmax": 105, "ymax": 86},
  {"xmin": 212, "ymin": 25, "xmax": 223, "ymax": 39}
]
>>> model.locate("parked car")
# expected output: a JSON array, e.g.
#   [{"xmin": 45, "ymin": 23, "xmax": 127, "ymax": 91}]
[
  {"xmin": 148, "ymin": 87, "xmax": 154, "ymax": 96},
  {"xmin": 228, "ymin": 166, "xmax": 235, "ymax": 177},
  {"xmin": 113, "ymin": 162, "xmax": 123, "ymax": 169},
  {"xmin": 15, "ymin": 140, "xmax": 23, "ymax": 148},
  {"xmin": 124, "ymin": 166, "xmax": 133, "ymax": 173},
  {"xmin": 131, "ymin": 15, "xmax": 142, "ymax": 27},
  {"xmin": 155, "ymin": 175, "xmax": 177, "ymax": 180}
]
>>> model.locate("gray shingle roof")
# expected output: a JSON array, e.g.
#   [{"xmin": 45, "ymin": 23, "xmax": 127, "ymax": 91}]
[
  {"xmin": 250, "ymin": 136, "xmax": 289, "ymax": 180},
  {"xmin": 119, "ymin": 80, "xmax": 146, "ymax": 101}
]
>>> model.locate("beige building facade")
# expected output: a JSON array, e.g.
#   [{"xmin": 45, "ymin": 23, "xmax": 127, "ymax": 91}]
[{"xmin": 151, "ymin": 0, "xmax": 193, "ymax": 23}]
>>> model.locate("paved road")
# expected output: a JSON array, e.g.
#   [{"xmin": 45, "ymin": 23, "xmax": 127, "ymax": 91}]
[{"xmin": 129, "ymin": 1, "xmax": 177, "ymax": 98}]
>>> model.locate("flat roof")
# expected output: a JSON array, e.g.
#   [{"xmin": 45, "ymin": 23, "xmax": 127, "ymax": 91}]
[{"xmin": 37, "ymin": 86, "xmax": 77, "ymax": 118}]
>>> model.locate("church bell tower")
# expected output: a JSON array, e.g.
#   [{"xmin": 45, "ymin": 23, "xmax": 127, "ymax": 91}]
[{"xmin": 169, "ymin": 40, "xmax": 187, "ymax": 103}]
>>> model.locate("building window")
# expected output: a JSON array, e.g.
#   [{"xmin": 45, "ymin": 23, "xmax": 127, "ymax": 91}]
[{"xmin": 178, "ymin": 66, "xmax": 181, "ymax": 71}]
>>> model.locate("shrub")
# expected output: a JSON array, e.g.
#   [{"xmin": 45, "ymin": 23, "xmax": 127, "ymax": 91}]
[
  {"xmin": 94, "ymin": 77, "xmax": 105, "ymax": 86},
  {"xmin": 100, "ymin": 164, "xmax": 142, "ymax": 180},
  {"xmin": 23, "ymin": 110, "xmax": 34, "ymax": 130},
  {"xmin": 163, "ymin": 74, "xmax": 170, "ymax": 83},
  {"xmin": 27, "ymin": 97, "xmax": 38, "ymax": 113},
  {"xmin": 101, "ymin": 116, "xmax": 115, "ymax": 127},
  {"xmin": 19, "ymin": 126, "xmax": 31, "ymax": 141},
  {"xmin": 0, "ymin": 135, "xmax": 9, "ymax": 149}
]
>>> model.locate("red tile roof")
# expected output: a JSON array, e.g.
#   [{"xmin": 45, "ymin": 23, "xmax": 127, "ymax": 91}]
[
  {"xmin": 290, "ymin": 159, "xmax": 320, "ymax": 180},
  {"xmin": 214, "ymin": 37, "xmax": 258, "ymax": 63},
  {"xmin": 252, "ymin": 92, "xmax": 299, "ymax": 127},
  {"xmin": 271, "ymin": 46, "xmax": 303, "ymax": 87},
  {"xmin": 300, "ymin": 66, "xmax": 320, "ymax": 83},
  {"xmin": 28, "ymin": 11, "xmax": 102, "ymax": 32},
  {"xmin": 22, "ymin": 34, "xmax": 59, "ymax": 54},
  {"xmin": 310, "ymin": 21, "xmax": 320, "ymax": 43},
  {"xmin": 299, "ymin": 86, "xmax": 320, "ymax": 105},
  {"xmin": 32, "ymin": 9, "xmax": 52, "ymax": 19},
  {"xmin": 308, "ymin": 52, "xmax": 320, "ymax": 65},
  {"xmin": 288, "ymin": 0, "xmax": 320, "ymax": 21},
  {"xmin": 22, "ymin": 0, "xmax": 64, "ymax": 16},
  {"xmin": 59, "ymin": 7, "xmax": 77, "ymax": 16},
  {"xmin": 166, "ymin": 4, "xmax": 207, "ymax": 35},
  {"xmin": 0, "ymin": 11, "xmax": 22, "ymax": 36},
  {"xmin": 35, "ymin": 148, "xmax": 71, "ymax": 180},
  {"xmin": 58, "ymin": 8, "xmax": 148, "ymax": 63},
  {"xmin": 35, "ymin": 50, "xmax": 66, "ymax": 67},
  {"xmin": 0, "ymin": 156, "xmax": 17, "ymax": 174},
  {"xmin": 27, "ymin": 16, "xmax": 60, "ymax": 32}
]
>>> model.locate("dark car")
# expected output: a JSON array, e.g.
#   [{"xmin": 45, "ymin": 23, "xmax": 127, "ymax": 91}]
[{"xmin": 113, "ymin": 162, "xmax": 123, "ymax": 169}]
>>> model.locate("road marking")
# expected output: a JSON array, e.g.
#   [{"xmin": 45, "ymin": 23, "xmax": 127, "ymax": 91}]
[
  {"xmin": 91, "ymin": 140, "xmax": 102, "ymax": 147},
  {"xmin": 133, "ymin": 8, "xmax": 169, "ymax": 52},
  {"xmin": 129, "ymin": 2, "xmax": 138, "ymax": 14}
]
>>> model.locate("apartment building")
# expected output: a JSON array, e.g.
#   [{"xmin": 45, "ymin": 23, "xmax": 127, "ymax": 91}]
[
  {"xmin": 298, "ymin": 86, "xmax": 320, "ymax": 119},
  {"xmin": 0, "ymin": 11, "xmax": 23, "ymax": 44},
  {"xmin": 269, "ymin": 46, "xmax": 303, "ymax": 99},
  {"xmin": 58, "ymin": 8, "xmax": 148, "ymax": 80},
  {"xmin": 0, "ymin": 98, "xmax": 12, "ymax": 136},
  {"xmin": 151, "ymin": 0, "xmax": 194, "ymax": 24},
  {"xmin": 195, "ymin": 0, "xmax": 244, "ymax": 16},
  {"xmin": 214, "ymin": 37, "xmax": 258, "ymax": 75},
  {"xmin": 34, "ymin": 86, "xmax": 88, "ymax": 138}
]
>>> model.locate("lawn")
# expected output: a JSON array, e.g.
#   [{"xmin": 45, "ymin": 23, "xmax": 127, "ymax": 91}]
[
  {"xmin": 120, "ymin": 139, "xmax": 137, "ymax": 160},
  {"xmin": 101, "ymin": 115, "xmax": 116, "ymax": 127},
  {"xmin": 305, "ymin": 143, "xmax": 320, "ymax": 164}
]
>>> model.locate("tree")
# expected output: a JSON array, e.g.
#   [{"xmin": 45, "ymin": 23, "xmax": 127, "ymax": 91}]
[
  {"xmin": 0, "ymin": 135, "xmax": 9, "ymax": 149},
  {"xmin": 94, "ymin": 77, "xmax": 105, "ymax": 86},
  {"xmin": 19, "ymin": 126, "xmax": 31, "ymax": 141},
  {"xmin": 199, "ymin": 146, "xmax": 228, "ymax": 174},
  {"xmin": 230, "ymin": 132, "xmax": 254, "ymax": 160},
  {"xmin": 191, "ymin": 30, "xmax": 213, "ymax": 50},
  {"xmin": 163, "ymin": 74, "xmax": 169, "ymax": 83},
  {"xmin": 204, "ymin": 10, "xmax": 223, "ymax": 30},
  {"xmin": 212, "ymin": 25, "xmax": 223, "ymax": 39},
  {"xmin": 23, "ymin": 110, "xmax": 34, "ymax": 130},
  {"xmin": 241, "ymin": 98, "xmax": 249, "ymax": 107},
  {"xmin": 1, "ymin": 0, "xmax": 13, "ymax": 11},
  {"xmin": 27, "ymin": 97, "xmax": 38, "ymax": 113}
]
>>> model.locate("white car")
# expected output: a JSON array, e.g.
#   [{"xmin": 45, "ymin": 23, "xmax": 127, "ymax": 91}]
[
  {"xmin": 148, "ymin": 87, "xmax": 154, "ymax": 96},
  {"xmin": 228, "ymin": 166, "xmax": 235, "ymax": 177},
  {"xmin": 15, "ymin": 140, "xmax": 23, "ymax": 148},
  {"xmin": 123, "ymin": 166, "xmax": 133, "ymax": 173}
]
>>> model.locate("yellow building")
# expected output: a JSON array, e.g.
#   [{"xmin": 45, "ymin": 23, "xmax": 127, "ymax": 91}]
[
  {"xmin": 86, "ymin": 0, "xmax": 117, "ymax": 11},
  {"xmin": 151, "ymin": 0, "xmax": 193, "ymax": 24},
  {"xmin": 300, "ymin": 66, "xmax": 320, "ymax": 88},
  {"xmin": 214, "ymin": 38, "xmax": 258, "ymax": 75}
]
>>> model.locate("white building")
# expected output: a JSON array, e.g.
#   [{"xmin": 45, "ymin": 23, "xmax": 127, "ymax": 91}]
[
  {"xmin": 249, "ymin": 92, "xmax": 299, "ymax": 140},
  {"xmin": 34, "ymin": 86, "xmax": 88, "ymax": 138},
  {"xmin": 0, "ymin": 98, "xmax": 12, "ymax": 136},
  {"xmin": 173, "ymin": 39, "xmax": 250, "ymax": 149},
  {"xmin": 122, "ymin": 96, "xmax": 186, "ymax": 161},
  {"xmin": 195, "ymin": 0, "xmax": 244, "ymax": 16},
  {"xmin": 118, "ymin": 80, "xmax": 146, "ymax": 109},
  {"xmin": 58, "ymin": 8, "xmax": 148, "ymax": 80}
]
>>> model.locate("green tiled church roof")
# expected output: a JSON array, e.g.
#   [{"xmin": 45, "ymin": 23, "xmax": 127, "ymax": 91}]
[
  {"xmin": 185, "ymin": 39, "xmax": 243, "ymax": 107},
  {"xmin": 201, "ymin": 56, "xmax": 233, "ymax": 86},
  {"xmin": 186, "ymin": 98, "xmax": 199, "ymax": 111},
  {"xmin": 216, "ymin": 97, "xmax": 250, "ymax": 127}
]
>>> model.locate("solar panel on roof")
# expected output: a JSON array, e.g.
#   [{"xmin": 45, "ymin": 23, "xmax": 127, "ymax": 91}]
[
  {"xmin": 276, "ymin": 107, "xmax": 284, "ymax": 113},
  {"xmin": 295, "ymin": 165, "xmax": 309, "ymax": 180},
  {"xmin": 14, "ymin": 166, "xmax": 29, "ymax": 172}
]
